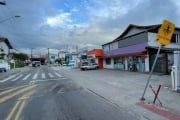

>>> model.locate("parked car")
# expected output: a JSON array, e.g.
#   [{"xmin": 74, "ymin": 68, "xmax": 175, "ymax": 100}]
[
  {"xmin": 81, "ymin": 62, "xmax": 99, "ymax": 71},
  {"xmin": 0, "ymin": 60, "xmax": 9, "ymax": 72}
]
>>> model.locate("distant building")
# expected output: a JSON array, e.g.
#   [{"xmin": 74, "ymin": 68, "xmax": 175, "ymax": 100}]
[
  {"xmin": 87, "ymin": 49, "xmax": 103, "ymax": 68},
  {"xmin": 49, "ymin": 53, "xmax": 58, "ymax": 64},
  {"xmin": 102, "ymin": 24, "xmax": 180, "ymax": 74},
  {"xmin": 78, "ymin": 45, "xmax": 102, "ymax": 60}
]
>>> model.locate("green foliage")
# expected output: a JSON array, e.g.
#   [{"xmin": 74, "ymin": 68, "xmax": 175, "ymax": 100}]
[
  {"xmin": 10, "ymin": 61, "xmax": 25, "ymax": 69},
  {"xmin": 0, "ymin": 53, "xmax": 5, "ymax": 59},
  {"xmin": 11, "ymin": 52, "xmax": 29, "ymax": 61},
  {"xmin": 55, "ymin": 58, "xmax": 62, "ymax": 64}
]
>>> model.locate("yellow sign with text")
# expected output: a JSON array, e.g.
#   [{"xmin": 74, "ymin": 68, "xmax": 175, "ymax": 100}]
[{"xmin": 156, "ymin": 20, "xmax": 175, "ymax": 45}]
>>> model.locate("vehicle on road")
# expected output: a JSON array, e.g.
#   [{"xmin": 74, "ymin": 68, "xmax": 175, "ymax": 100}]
[
  {"xmin": 81, "ymin": 62, "xmax": 99, "ymax": 71},
  {"xmin": 0, "ymin": 60, "xmax": 9, "ymax": 72},
  {"xmin": 32, "ymin": 61, "xmax": 41, "ymax": 67}
]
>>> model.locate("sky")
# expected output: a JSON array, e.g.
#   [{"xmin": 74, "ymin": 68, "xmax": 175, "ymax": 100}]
[{"xmin": 0, "ymin": 0, "xmax": 179, "ymax": 54}]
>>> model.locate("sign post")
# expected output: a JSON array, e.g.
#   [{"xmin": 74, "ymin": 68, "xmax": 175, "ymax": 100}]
[{"xmin": 141, "ymin": 20, "xmax": 175, "ymax": 100}]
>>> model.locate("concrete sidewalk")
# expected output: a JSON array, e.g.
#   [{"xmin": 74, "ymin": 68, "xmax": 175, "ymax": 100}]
[{"xmin": 58, "ymin": 68, "xmax": 180, "ymax": 120}]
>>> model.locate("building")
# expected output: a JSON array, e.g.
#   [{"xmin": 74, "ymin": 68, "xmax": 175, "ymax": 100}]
[
  {"xmin": 78, "ymin": 45, "xmax": 102, "ymax": 60},
  {"xmin": 87, "ymin": 49, "xmax": 103, "ymax": 68},
  {"xmin": 0, "ymin": 37, "xmax": 13, "ymax": 60},
  {"xmin": 102, "ymin": 24, "xmax": 180, "ymax": 74}
]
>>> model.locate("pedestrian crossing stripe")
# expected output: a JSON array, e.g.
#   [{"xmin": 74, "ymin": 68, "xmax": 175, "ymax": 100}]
[
  {"xmin": 0, "ymin": 72, "xmax": 64, "ymax": 83},
  {"xmin": 22, "ymin": 73, "xmax": 31, "ymax": 81},
  {"xmin": 11, "ymin": 74, "xmax": 23, "ymax": 81},
  {"xmin": 48, "ymin": 73, "xmax": 54, "ymax": 78},
  {"xmin": 41, "ymin": 73, "xmax": 45, "ymax": 79}
]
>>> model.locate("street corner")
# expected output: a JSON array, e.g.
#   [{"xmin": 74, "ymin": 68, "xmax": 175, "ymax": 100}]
[{"xmin": 136, "ymin": 101, "xmax": 180, "ymax": 120}]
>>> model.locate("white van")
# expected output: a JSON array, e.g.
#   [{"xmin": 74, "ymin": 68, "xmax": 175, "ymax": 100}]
[
  {"xmin": 0, "ymin": 60, "xmax": 9, "ymax": 72},
  {"xmin": 32, "ymin": 61, "xmax": 41, "ymax": 67}
]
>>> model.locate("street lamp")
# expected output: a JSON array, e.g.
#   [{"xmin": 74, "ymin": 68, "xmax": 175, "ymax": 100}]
[{"xmin": 0, "ymin": 15, "xmax": 21, "ymax": 23}]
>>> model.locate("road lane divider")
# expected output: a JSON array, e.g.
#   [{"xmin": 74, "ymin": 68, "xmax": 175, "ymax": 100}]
[
  {"xmin": 6, "ymin": 89, "xmax": 36, "ymax": 120},
  {"xmin": 14, "ymin": 100, "xmax": 25, "ymax": 120},
  {"xmin": 6, "ymin": 100, "xmax": 21, "ymax": 120},
  {"xmin": 0, "ymin": 85, "xmax": 28, "ymax": 97},
  {"xmin": 0, "ymin": 85, "xmax": 36, "ymax": 104}
]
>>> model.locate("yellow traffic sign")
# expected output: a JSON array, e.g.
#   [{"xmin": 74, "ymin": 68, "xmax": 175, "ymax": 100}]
[{"xmin": 156, "ymin": 20, "xmax": 175, "ymax": 45}]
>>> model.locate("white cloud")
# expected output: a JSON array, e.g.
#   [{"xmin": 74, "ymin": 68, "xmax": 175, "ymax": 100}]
[
  {"xmin": 1, "ymin": 0, "xmax": 179, "ymax": 54},
  {"xmin": 45, "ymin": 12, "xmax": 72, "ymax": 27}
]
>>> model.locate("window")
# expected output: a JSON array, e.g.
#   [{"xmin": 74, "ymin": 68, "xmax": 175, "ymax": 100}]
[
  {"xmin": 171, "ymin": 34, "xmax": 180, "ymax": 44},
  {"xmin": 171, "ymin": 34, "xmax": 176, "ymax": 43},
  {"xmin": 105, "ymin": 58, "xmax": 111, "ymax": 65}
]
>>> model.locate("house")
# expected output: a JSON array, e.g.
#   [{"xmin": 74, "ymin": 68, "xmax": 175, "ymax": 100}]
[
  {"xmin": 87, "ymin": 49, "xmax": 103, "ymax": 69},
  {"xmin": 0, "ymin": 37, "xmax": 13, "ymax": 60},
  {"xmin": 102, "ymin": 24, "xmax": 180, "ymax": 74}
]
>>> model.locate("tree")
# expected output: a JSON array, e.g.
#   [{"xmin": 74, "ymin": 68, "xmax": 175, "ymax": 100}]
[
  {"xmin": 55, "ymin": 58, "xmax": 62, "ymax": 64},
  {"xmin": 11, "ymin": 52, "xmax": 29, "ymax": 61}
]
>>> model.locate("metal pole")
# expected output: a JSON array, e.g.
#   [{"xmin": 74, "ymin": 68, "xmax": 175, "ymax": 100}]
[
  {"xmin": 47, "ymin": 48, "xmax": 49, "ymax": 64},
  {"xmin": 31, "ymin": 48, "xmax": 33, "ymax": 60},
  {"xmin": 141, "ymin": 45, "xmax": 162, "ymax": 100}
]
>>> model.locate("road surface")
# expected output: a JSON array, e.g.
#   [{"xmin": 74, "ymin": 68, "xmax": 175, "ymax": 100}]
[{"xmin": 0, "ymin": 66, "xmax": 138, "ymax": 120}]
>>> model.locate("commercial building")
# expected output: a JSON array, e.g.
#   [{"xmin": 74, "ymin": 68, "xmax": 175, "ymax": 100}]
[
  {"xmin": 87, "ymin": 49, "xmax": 103, "ymax": 69},
  {"xmin": 102, "ymin": 24, "xmax": 180, "ymax": 74}
]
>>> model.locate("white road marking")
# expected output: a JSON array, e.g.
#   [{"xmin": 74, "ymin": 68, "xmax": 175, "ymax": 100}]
[
  {"xmin": 22, "ymin": 73, "xmax": 31, "ymax": 80},
  {"xmin": 48, "ymin": 73, "xmax": 54, "ymax": 78},
  {"xmin": 0, "ymin": 74, "xmax": 17, "ymax": 83},
  {"xmin": 32, "ymin": 73, "xmax": 38, "ymax": 79},
  {"xmin": 41, "ymin": 73, "xmax": 45, "ymax": 79},
  {"xmin": 54, "ymin": 72, "xmax": 63, "ymax": 77},
  {"xmin": 11, "ymin": 74, "xmax": 23, "ymax": 81}
]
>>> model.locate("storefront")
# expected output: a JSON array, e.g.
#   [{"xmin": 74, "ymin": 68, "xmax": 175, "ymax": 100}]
[
  {"xmin": 114, "ymin": 57, "xmax": 125, "ymax": 70},
  {"xmin": 127, "ymin": 56, "xmax": 145, "ymax": 72}
]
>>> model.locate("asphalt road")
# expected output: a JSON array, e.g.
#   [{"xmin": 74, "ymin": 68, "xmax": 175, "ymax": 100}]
[{"xmin": 0, "ymin": 66, "xmax": 138, "ymax": 120}]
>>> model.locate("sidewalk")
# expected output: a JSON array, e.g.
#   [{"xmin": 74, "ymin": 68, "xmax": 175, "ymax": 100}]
[
  {"xmin": 59, "ymin": 68, "xmax": 180, "ymax": 120},
  {"xmin": 101, "ymin": 70, "xmax": 180, "ymax": 120},
  {"xmin": 0, "ymin": 68, "xmax": 22, "ymax": 80}
]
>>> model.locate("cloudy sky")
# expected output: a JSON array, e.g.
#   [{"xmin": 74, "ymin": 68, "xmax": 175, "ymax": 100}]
[{"xmin": 0, "ymin": 0, "xmax": 179, "ymax": 54}]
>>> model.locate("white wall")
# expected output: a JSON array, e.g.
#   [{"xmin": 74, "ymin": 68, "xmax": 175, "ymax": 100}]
[
  {"xmin": 0, "ymin": 42, "xmax": 9, "ymax": 59},
  {"xmin": 103, "ymin": 58, "xmax": 114, "ymax": 69},
  {"xmin": 148, "ymin": 32, "xmax": 180, "ymax": 49},
  {"xmin": 145, "ymin": 55, "xmax": 150, "ymax": 72},
  {"xmin": 110, "ymin": 41, "xmax": 118, "ymax": 50}
]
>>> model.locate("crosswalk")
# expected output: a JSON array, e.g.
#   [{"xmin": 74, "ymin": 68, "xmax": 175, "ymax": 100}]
[{"xmin": 0, "ymin": 72, "xmax": 64, "ymax": 83}]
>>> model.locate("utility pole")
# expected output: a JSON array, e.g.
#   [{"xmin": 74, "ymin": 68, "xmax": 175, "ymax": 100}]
[
  {"xmin": 31, "ymin": 48, "xmax": 34, "ymax": 61},
  {"xmin": 47, "ymin": 48, "xmax": 49, "ymax": 63}
]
